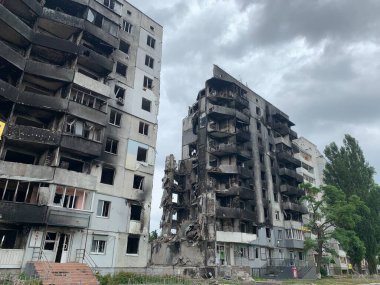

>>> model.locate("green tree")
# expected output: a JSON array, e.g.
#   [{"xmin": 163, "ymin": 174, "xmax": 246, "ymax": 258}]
[
  {"xmin": 324, "ymin": 134, "xmax": 379, "ymax": 273},
  {"xmin": 301, "ymin": 183, "xmax": 366, "ymax": 278},
  {"xmin": 149, "ymin": 230, "xmax": 158, "ymax": 242}
]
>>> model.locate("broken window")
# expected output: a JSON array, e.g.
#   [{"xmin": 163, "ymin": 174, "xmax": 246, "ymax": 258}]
[
  {"xmin": 122, "ymin": 20, "xmax": 132, "ymax": 33},
  {"xmin": 59, "ymin": 157, "xmax": 84, "ymax": 173},
  {"xmin": 150, "ymin": 25, "xmax": 154, "ymax": 31},
  {"xmin": 146, "ymin": 35, "xmax": 156, "ymax": 49},
  {"xmin": 133, "ymin": 175, "xmax": 144, "ymax": 190},
  {"xmin": 4, "ymin": 150, "xmax": 35, "ymax": 164},
  {"xmin": 130, "ymin": 204, "xmax": 142, "ymax": 221},
  {"xmin": 91, "ymin": 235, "xmax": 107, "ymax": 254},
  {"xmin": 240, "ymin": 223, "xmax": 247, "ymax": 233},
  {"xmin": 109, "ymin": 109, "xmax": 122, "ymax": 127},
  {"xmin": 97, "ymin": 200, "xmax": 111, "ymax": 217},
  {"xmin": 44, "ymin": 232, "xmax": 57, "ymax": 250},
  {"xmin": 116, "ymin": 62, "xmax": 127, "ymax": 77},
  {"xmin": 138, "ymin": 122, "xmax": 149, "ymax": 135},
  {"xmin": 114, "ymin": 85, "xmax": 125, "ymax": 105},
  {"xmin": 105, "ymin": 138, "xmax": 118, "ymax": 154},
  {"xmin": 275, "ymin": 211, "xmax": 280, "ymax": 220},
  {"xmin": 266, "ymin": 228, "xmax": 271, "ymax": 238},
  {"xmin": 145, "ymin": 55, "xmax": 154, "ymax": 69},
  {"xmin": 103, "ymin": 0, "xmax": 121, "ymax": 12},
  {"xmin": 256, "ymin": 107, "xmax": 261, "ymax": 116},
  {"xmin": 143, "ymin": 76, "xmax": 153, "ymax": 89},
  {"xmin": 126, "ymin": 235, "xmax": 139, "ymax": 254},
  {"xmin": 119, "ymin": 40, "xmax": 130, "ymax": 54},
  {"xmin": 70, "ymin": 86, "xmax": 106, "ymax": 112},
  {"xmin": 257, "ymin": 122, "xmax": 261, "ymax": 133},
  {"xmin": 100, "ymin": 166, "xmax": 115, "ymax": 185},
  {"xmin": 141, "ymin": 98, "xmax": 151, "ymax": 112},
  {"xmin": 136, "ymin": 147, "xmax": 148, "ymax": 162},
  {"xmin": 0, "ymin": 230, "xmax": 17, "ymax": 249}
]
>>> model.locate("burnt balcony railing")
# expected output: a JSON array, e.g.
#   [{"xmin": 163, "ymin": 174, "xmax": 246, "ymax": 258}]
[
  {"xmin": 279, "ymin": 167, "xmax": 303, "ymax": 182},
  {"xmin": 215, "ymin": 186, "xmax": 254, "ymax": 200},
  {"xmin": 282, "ymin": 201, "xmax": 308, "ymax": 214},
  {"xmin": 0, "ymin": 200, "xmax": 47, "ymax": 224},
  {"xmin": 47, "ymin": 207, "xmax": 91, "ymax": 229},
  {"xmin": 5, "ymin": 124, "xmax": 60, "ymax": 146},
  {"xmin": 60, "ymin": 134, "xmax": 102, "ymax": 157},
  {"xmin": 277, "ymin": 151, "xmax": 301, "ymax": 167},
  {"xmin": 216, "ymin": 206, "xmax": 255, "ymax": 221},
  {"xmin": 280, "ymin": 184, "xmax": 304, "ymax": 196}
]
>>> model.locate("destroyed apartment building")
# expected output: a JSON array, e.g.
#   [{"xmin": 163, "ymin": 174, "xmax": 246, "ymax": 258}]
[
  {"xmin": 151, "ymin": 65, "xmax": 312, "ymax": 278},
  {"xmin": 0, "ymin": 0, "xmax": 162, "ymax": 273}
]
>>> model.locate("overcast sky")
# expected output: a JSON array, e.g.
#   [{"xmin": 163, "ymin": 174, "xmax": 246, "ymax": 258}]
[{"xmin": 128, "ymin": 0, "xmax": 380, "ymax": 232}]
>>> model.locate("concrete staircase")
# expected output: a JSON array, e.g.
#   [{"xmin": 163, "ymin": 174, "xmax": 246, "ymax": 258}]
[{"xmin": 31, "ymin": 261, "xmax": 99, "ymax": 285}]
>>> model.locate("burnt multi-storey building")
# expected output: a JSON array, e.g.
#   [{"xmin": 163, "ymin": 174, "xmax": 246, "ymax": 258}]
[
  {"xmin": 0, "ymin": 0, "xmax": 162, "ymax": 273},
  {"xmin": 152, "ymin": 66, "xmax": 310, "ymax": 278}
]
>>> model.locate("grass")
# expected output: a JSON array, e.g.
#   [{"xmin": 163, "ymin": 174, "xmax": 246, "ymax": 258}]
[{"xmin": 283, "ymin": 275, "xmax": 380, "ymax": 285}]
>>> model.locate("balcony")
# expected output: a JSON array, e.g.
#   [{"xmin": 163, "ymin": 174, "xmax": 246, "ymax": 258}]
[
  {"xmin": 53, "ymin": 168, "xmax": 97, "ymax": 190},
  {"xmin": 207, "ymin": 104, "xmax": 236, "ymax": 119},
  {"xmin": 272, "ymin": 122, "xmax": 290, "ymax": 136},
  {"xmin": 208, "ymin": 165, "xmax": 251, "ymax": 178},
  {"xmin": 236, "ymin": 129, "xmax": 250, "ymax": 142},
  {"xmin": 282, "ymin": 201, "xmax": 308, "ymax": 214},
  {"xmin": 0, "ymin": 249, "xmax": 24, "ymax": 269},
  {"xmin": 289, "ymin": 129, "xmax": 298, "ymax": 140},
  {"xmin": 5, "ymin": 124, "xmax": 60, "ymax": 146},
  {"xmin": 67, "ymin": 101, "xmax": 107, "ymax": 126},
  {"xmin": 215, "ymin": 186, "xmax": 254, "ymax": 200},
  {"xmin": 280, "ymin": 239, "xmax": 304, "ymax": 249},
  {"xmin": 78, "ymin": 45, "xmax": 114, "ymax": 76},
  {"xmin": 47, "ymin": 207, "xmax": 91, "ymax": 228},
  {"xmin": 73, "ymin": 72, "xmax": 111, "ymax": 97},
  {"xmin": 40, "ymin": 7, "xmax": 84, "ymax": 39},
  {"xmin": 280, "ymin": 184, "xmax": 304, "ymax": 196},
  {"xmin": 274, "ymin": 136, "xmax": 292, "ymax": 148},
  {"xmin": 0, "ymin": 161, "xmax": 54, "ymax": 181},
  {"xmin": 84, "ymin": 21, "xmax": 118, "ymax": 49},
  {"xmin": 279, "ymin": 167, "xmax": 303, "ymax": 182},
  {"xmin": 0, "ymin": 200, "xmax": 47, "ymax": 224},
  {"xmin": 216, "ymin": 207, "xmax": 255, "ymax": 221},
  {"xmin": 216, "ymin": 231, "xmax": 256, "ymax": 244},
  {"xmin": 0, "ymin": 39, "xmax": 26, "ymax": 70},
  {"xmin": 25, "ymin": 59, "xmax": 75, "ymax": 82},
  {"xmin": 209, "ymin": 143, "xmax": 237, "ymax": 157},
  {"xmin": 0, "ymin": 4, "xmax": 32, "ymax": 47},
  {"xmin": 277, "ymin": 151, "xmax": 301, "ymax": 167},
  {"xmin": 60, "ymin": 134, "xmax": 103, "ymax": 157}
]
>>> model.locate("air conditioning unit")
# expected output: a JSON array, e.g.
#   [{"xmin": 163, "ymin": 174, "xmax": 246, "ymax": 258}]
[{"xmin": 117, "ymin": 96, "xmax": 124, "ymax": 105}]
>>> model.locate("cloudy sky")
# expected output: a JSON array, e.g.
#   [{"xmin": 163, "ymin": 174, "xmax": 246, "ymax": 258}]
[{"xmin": 128, "ymin": 0, "xmax": 380, "ymax": 231}]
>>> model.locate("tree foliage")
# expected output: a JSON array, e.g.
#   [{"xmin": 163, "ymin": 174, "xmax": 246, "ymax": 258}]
[
  {"xmin": 149, "ymin": 230, "xmax": 158, "ymax": 242},
  {"xmin": 324, "ymin": 134, "xmax": 379, "ymax": 273},
  {"xmin": 301, "ymin": 183, "xmax": 366, "ymax": 277}
]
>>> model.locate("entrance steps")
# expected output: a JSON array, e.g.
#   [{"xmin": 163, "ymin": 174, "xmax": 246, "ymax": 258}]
[{"xmin": 29, "ymin": 261, "xmax": 99, "ymax": 285}]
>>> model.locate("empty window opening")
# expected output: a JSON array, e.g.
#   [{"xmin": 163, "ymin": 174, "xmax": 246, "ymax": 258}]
[
  {"xmin": 145, "ymin": 55, "xmax": 154, "ymax": 69},
  {"xmin": 240, "ymin": 223, "xmax": 247, "ymax": 233},
  {"xmin": 59, "ymin": 157, "xmax": 84, "ymax": 172},
  {"xmin": 139, "ymin": 122, "xmax": 149, "ymax": 135},
  {"xmin": 256, "ymin": 107, "xmax": 261, "ymax": 116},
  {"xmin": 100, "ymin": 166, "xmax": 115, "ymax": 185},
  {"xmin": 122, "ymin": 20, "xmax": 132, "ymax": 33},
  {"xmin": 119, "ymin": 40, "xmax": 130, "ymax": 54},
  {"xmin": 189, "ymin": 144, "xmax": 197, "ymax": 157},
  {"xmin": 127, "ymin": 10, "xmax": 132, "ymax": 15},
  {"xmin": 147, "ymin": 35, "xmax": 156, "ymax": 49},
  {"xmin": 257, "ymin": 122, "xmax": 261, "ymax": 132},
  {"xmin": 109, "ymin": 109, "xmax": 122, "ymax": 126},
  {"xmin": 141, "ymin": 98, "xmax": 151, "ymax": 112},
  {"xmin": 105, "ymin": 138, "xmax": 118, "ymax": 154},
  {"xmin": 136, "ymin": 147, "xmax": 148, "ymax": 162},
  {"xmin": 150, "ymin": 25, "xmax": 154, "ymax": 31},
  {"xmin": 5, "ymin": 150, "xmax": 35, "ymax": 164},
  {"xmin": 266, "ymin": 228, "xmax": 271, "ymax": 238},
  {"xmin": 275, "ymin": 211, "xmax": 280, "ymax": 220},
  {"xmin": 172, "ymin": 193, "xmax": 178, "ymax": 203},
  {"xmin": 15, "ymin": 116, "xmax": 43, "ymax": 128},
  {"xmin": 126, "ymin": 236, "xmax": 139, "ymax": 254},
  {"xmin": 97, "ymin": 200, "xmax": 110, "ymax": 217},
  {"xmin": 0, "ymin": 230, "xmax": 17, "ymax": 249},
  {"xmin": 133, "ymin": 175, "xmax": 144, "ymax": 190},
  {"xmin": 130, "ymin": 204, "xmax": 142, "ymax": 221},
  {"xmin": 143, "ymin": 76, "xmax": 153, "ymax": 89},
  {"xmin": 116, "ymin": 62, "xmax": 127, "ymax": 76}
]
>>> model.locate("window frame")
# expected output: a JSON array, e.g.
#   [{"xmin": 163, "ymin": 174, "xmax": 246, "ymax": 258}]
[
  {"xmin": 96, "ymin": 200, "xmax": 111, "ymax": 218},
  {"xmin": 138, "ymin": 121, "xmax": 149, "ymax": 136},
  {"xmin": 141, "ymin": 98, "xmax": 151, "ymax": 112},
  {"xmin": 109, "ymin": 109, "xmax": 122, "ymax": 127},
  {"xmin": 105, "ymin": 137, "xmax": 119, "ymax": 154},
  {"xmin": 146, "ymin": 35, "xmax": 156, "ymax": 49},
  {"xmin": 144, "ymin": 55, "xmax": 154, "ymax": 69},
  {"xmin": 126, "ymin": 235, "xmax": 140, "ymax": 255},
  {"xmin": 91, "ymin": 237, "xmax": 107, "ymax": 254},
  {"xmin": 143, "ymin": 76, "xmax": 153, "ymax": 89},
  {"xmin": 136, "ymin": 147, "xmax": 148, "ymax": 162},
  {"xmin": 122, "ymin": 20, "xmax": 132, "ymax": 33}
]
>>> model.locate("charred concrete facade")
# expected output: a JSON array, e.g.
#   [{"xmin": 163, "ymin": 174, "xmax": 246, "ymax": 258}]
[
  {"xmin": 152, "ymin": 66, "xmax": 310, "ymax": 277},
  {"xmin": 0, "ymin": 0, "xmax": 162, "ymax": 272}
]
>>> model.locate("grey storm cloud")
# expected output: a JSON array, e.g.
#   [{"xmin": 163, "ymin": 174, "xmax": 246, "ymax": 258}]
[{"xmin": 128, "ymin": 0, "xmax": 380, "ymax": 230}]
